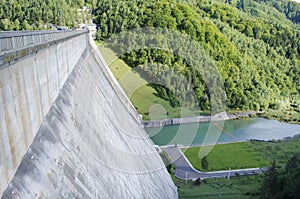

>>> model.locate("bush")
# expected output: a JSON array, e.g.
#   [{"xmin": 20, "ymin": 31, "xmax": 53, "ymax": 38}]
[{"xmin": 194, "ymin": 178, "xmax": 202, "ymax": 186}]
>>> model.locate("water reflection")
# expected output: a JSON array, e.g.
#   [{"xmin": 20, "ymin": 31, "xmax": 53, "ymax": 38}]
[{"xmin": 146, "ymin": 117, "xmax": 300, "ymax": 146}]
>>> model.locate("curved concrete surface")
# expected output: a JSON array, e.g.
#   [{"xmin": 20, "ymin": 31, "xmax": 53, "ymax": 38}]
[
  {"xmin": 0, "ymin": 31, "xmax": 88, "ymax": 194},
  {"xmin": 0, "ymin": 32, "xmax": 177, "ymax": 198}
]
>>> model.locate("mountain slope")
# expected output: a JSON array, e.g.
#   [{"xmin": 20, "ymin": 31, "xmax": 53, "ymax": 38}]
[{"xmin": 94, "ymin": 0, "xmax": 300, "ymax": 117}]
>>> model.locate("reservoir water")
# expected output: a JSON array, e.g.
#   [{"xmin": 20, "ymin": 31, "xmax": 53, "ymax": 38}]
[{"xmin": 145, "ymin": 117, "xmax": 300, "ymax": 146}]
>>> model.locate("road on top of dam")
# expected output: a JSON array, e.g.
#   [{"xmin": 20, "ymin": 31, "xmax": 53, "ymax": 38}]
[{"xmin": 162, "ymin": 147, "xmax": 267, "ymax": 180}]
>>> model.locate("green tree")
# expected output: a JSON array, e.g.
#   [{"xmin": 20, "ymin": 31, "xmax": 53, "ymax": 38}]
[
  {"xmin": 261, "ymin": 155, "xmax": 300, "ymax": 198},
  {"xmin": 201, "ymin": 156, "xmax": 209, "ymax": 171},
  {"xmin": 21, "ymin": 20, "xmax": 31, "ymax": 30},
  {"xmin": 262, "ymin": 160, "xmax": 280, "ymax": 198}
]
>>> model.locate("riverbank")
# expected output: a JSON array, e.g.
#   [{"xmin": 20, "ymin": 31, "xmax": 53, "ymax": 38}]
[
  {"xmin": 143, "ymin": 111, "xmax": 258, "ymax": 127},
  {"xmin": 259, "ymin": 109, "xmax": 300, "ymax": 125}
]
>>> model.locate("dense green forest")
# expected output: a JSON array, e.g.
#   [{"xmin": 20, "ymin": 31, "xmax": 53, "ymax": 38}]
[
  {"xmin": 94, "ymin": 0, "xmax": 300, "ymax": 117},
  {"xmin": 0, "ymin": 0, "xmax": 96, "ymax": 30},
  {"xmin": 1, "ymin": 0, "xmax": 299, "ymax": 119}
]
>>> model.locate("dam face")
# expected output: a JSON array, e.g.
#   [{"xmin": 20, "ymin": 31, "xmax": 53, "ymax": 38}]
[{"xmin": 0, "ymin": 31, "xmax": 177, "ymax": 198}]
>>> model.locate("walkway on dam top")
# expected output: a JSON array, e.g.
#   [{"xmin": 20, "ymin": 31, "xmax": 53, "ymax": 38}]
[{"xmin": 162, "ymin": 147, "xmax": 267, "ymax": 180}]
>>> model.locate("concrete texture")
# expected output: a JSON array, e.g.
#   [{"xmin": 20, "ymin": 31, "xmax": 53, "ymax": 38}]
[
  {"xmin": 0, "ymin": 32, "xmax": 177, "ymax": 198},
  {"xmin": 0, "ymin": 31, "xmax": 87, "ymax": 194}
]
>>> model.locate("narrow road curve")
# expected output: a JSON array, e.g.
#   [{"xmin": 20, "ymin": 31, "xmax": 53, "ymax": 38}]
[{"xmin": 163, "ymin": 147, "xmax": 267, "ymax": 180}]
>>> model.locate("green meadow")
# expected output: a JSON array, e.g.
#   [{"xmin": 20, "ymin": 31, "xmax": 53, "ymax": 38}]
[{"xmin": 183, "ymin": 138, "xmax": 300, "ymax": 172}]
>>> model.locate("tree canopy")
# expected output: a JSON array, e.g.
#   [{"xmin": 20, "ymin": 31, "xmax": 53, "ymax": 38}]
[
  {"xmin": 0, "ymin": 0, "xmax": 95, "ymax": 30},
  {"xmin": 94, "ymin": 0, "xmax": 300, "ymax": 112}
]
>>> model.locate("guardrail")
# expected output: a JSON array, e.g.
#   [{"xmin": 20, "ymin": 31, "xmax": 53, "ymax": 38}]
[{"xmin": 0, "ymin": 30, "xmax": 88, "ymax": 69}]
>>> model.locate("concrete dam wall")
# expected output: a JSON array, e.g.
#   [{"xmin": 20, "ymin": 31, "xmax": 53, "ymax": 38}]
[{"xmin": 0, "ymin": 31, "xmax": 177, "ymax": 198}]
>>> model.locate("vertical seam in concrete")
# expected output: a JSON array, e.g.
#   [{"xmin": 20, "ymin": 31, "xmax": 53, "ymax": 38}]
[
  {"xmin": 11, "ymin": 37, "xmax": 15, "ymax": 50},
  {"xmin": 56, "ymin": 44, "xmax": 60, "ymax": 90},
  {"xmin": 34, "ymin": 53, "xmax": 44, "ymax": 118},
  {"xmin": 44, "ymin": 49, "xmax": 51, "ymax": 108},
  {"xmin": 0, "ymin": 89, "xmax": 14, "ymax": 184},
  {"xmin": 31, "ymin": 62, "xmax": 41, "ymax": 128},
  {"xmin": 66, "ymin": 41, "xmax": 70, "ymax": 76},
  {"xmin": 8, "ymin": 71, "xmax": 18, "ymax": 122},
  {"xmin": 15, "ymin": 68, "xmax": 28, "ymax": 148},
  {"xmin": 22, "ymin": 66, "xmax": 33, "ymax": 141},
  {"xmin": 21, "ymin": 66, "xmax": 33, "ymax": 147},
  {"xmin": 7, "ymin": 69, "xmax": 17, "ymax": 167}
]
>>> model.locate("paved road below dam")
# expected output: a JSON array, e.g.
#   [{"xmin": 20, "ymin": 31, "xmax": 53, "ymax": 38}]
[{"xmin": 163, "ymin": 147, "xmax": 266, "ymax": 180}]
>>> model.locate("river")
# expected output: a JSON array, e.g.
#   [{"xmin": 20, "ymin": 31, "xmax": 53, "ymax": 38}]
[{"xmin": 145, "ymin": 117, "xmax": 300, "ymax": 146}]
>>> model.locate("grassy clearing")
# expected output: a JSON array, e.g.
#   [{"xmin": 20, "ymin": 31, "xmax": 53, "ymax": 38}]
[
  {"xmin": 109, "ymin": 59, "xmax": 131, "ymax": 80},
  {"xmin": 131, "ymin": 85, "xmax": 204, "ymax": 120},
  {"xmin": 183, "ymin": 138, "xmax": 300, "ymax": 172},
  {"xmin": 183, "ymin": 142, "xmax": 270, "ymax": 171},
  {"xmin": 131, "ymin": 85, "xmax": 180, "ymax": 120},
  {"xmin": 172, "ymin": 174, "xmax": 261, "ymax": 198},
  {"xmin": 98, "ymin": 44, "xmax": 119, "ymax": 66},
  {"xmin": 98, "ymin": 45, "xmax": 201, "ymax": 120}
]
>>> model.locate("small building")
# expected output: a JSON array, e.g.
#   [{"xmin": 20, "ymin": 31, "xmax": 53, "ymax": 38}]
[{"xmin": 79, "ymin": 23, "xmax": 97, "ymax": 39}]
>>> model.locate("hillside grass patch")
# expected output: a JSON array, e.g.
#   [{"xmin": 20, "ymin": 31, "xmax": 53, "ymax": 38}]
[
  {"xmin": 183, "ymin": 142, "xmax": 270, "ymax": 171},
  {"xmin": 98, "ymin": 45, "xmax": 201, "ymax": 120},
  {"xmin": 183, "ymin": 138, "xmax": 300, "ymax": 172}
]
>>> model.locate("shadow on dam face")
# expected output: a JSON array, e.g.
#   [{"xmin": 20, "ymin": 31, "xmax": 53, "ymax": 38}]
[{"xmin": 0, "ymin": 31, "xmax": 177, "ymax": 198}]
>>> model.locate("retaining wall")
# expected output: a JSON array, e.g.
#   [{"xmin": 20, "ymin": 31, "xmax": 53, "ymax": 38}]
[{"xmin": 143, "ymin": 112, "xmax": 231, "ymax": 128}]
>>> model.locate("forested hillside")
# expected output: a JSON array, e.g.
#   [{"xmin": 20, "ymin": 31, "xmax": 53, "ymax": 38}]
[
  {"xmin": 0, "ymin": 0, "xmax": 95, "ymax": 30},
  {"xmin": 94, "ymin": 0, "xmax": 300, "ymax": 119}
]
